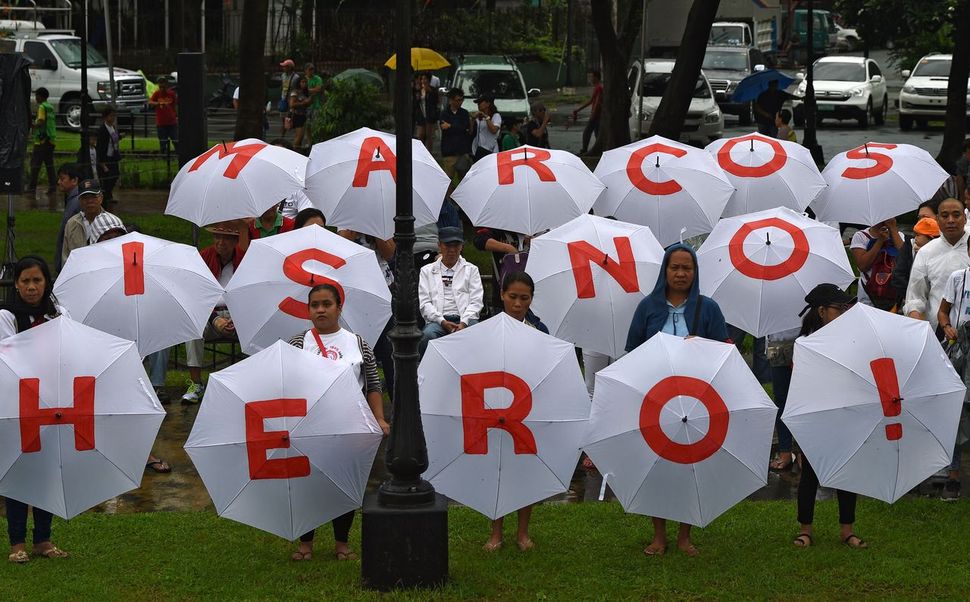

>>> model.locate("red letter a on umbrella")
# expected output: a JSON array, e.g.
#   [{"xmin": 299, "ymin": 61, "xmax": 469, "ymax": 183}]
[
  {"xmin": 353, "ymin": 137, "xmax": 397, "ymax": 187},
  {"xmin": 461, "ymin": 371, "xmax": 537, "ymax": 455}
]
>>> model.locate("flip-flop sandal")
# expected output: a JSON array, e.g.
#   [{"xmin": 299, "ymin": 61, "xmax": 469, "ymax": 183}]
[
  {"xmin": 770, "ymin": 455, "xmax": 794, "ymax": 471},
  {"xmin": 33, "ymin": 546, "xmax": 69, "ymax": 559},
  {"xmin": 146, "ymin": 460, "xmax": 171, "ymax": 474},
  {"xmin": 843, "ymin": 534, "xmax": 868, "ymax": 549},
  {"xmin": 291, "ymin": 550, "xmax": 312, "ymax": 561},
  {"xmin": 8, "ymin": 550, "xmax": 29, "ymax": 564},
  {"xmin": 517, "ymin": 539, "xmax": 535, "ymax": 552},
  {"xmin": 335, "ymin": 551, "xmax": 358, "ymax": 561},
  {"xmin": 793, "ymin": 533, "xmax": 813, "ymax": 548},
  {"xmin": 643, "ymin": 544, "xmax": 666, "ymax": 556},
  {"xmin": 679, "ymin": 544, "xmax": 699, "ymax": 557},
  {"xmin": 482, "ymin": 541, "xmax": 503, "ymax": 552}
]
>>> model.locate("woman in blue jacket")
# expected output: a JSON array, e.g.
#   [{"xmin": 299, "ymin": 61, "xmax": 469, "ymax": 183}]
[{"xmin": 625, "ymin": 243, "xmax": 729, "ymax": 557}]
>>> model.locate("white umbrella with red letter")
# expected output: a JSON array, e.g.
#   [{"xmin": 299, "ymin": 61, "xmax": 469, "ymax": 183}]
[
  {"xmin": 224, "ymin": 224, "xmax": 391, "ymax": 354},
  {"xmin": 452, "ymin": 145, "xmax": 605, "ymax": 235},
  {"xmin": 0, "ymin": 317, "xmax": 165, "ymax": 519},
  {"xmin": 582, "ymin": 333, "xmax": 777, "ymax": 527},
  {"xmin": 53, "ymin": 232, "xmax": 225, "ymax": 357},
  {"xmin": 419, "ymin": 314, "xmax": 590, "ymax": 519},
  {"xmin": 592, "ymin": 136, "xmax": 735, "ymax": 246},
  {"xmin": 304, "ymin": 127, "xmax": 449, "ymax": 240},
  {"xmin": 812, "ymin": 142, "xmax": 949, "ymax": 226},
  {"xmin": 184, "ymin": 340, "xmax": 383, "ymax": 540},
  {"xmin": 696, "ymin": 207, "xmax": 855, "ymax": 337},
  {"xmin": 526, "ymin": 214, "xmax": 664, "ymax": 357},
  {"xmin": 705, "ymin": 133, "xmax": 826, "ymax": 217},
  {"xmin": 166, "ymin": 139, "xmax": 307, "ymax": 226},
  {"xmin": 783, "ymin": 304, "xmax": 965, "ymax": 503}
]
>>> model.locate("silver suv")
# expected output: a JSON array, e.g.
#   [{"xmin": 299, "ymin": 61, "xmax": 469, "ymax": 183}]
[
  {"xmin": 898, "ymin": 53, "xmax": 970, "ymax": 130},
  {"xmin": 448, "ymin": 55, "xmax": 540, "ymax": 121}
]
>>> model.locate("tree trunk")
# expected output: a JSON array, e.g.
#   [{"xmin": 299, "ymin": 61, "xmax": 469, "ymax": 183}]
[
  {"xmin": 234, "ymin": 0, "xmax": 270, "ymax": 140},
  {"xmin": 649, "ymin": 0, "xmax": 720, "ymax": 140},
  {"xmin": 301, "ymin": 0, "xmax": 314, "ymax": 37},
  {"xmin": 936, "ymin": 0, "xmax": 969, "ymax": 172},
  {"xmin": 589, "ymin": 0, "xmax": 645, "ymax": 153}
]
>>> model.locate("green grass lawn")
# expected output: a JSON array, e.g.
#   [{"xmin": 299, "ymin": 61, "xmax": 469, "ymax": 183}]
[{"xmin": 0, "ymin": 499, "xmax": 967, "ymax": 600}]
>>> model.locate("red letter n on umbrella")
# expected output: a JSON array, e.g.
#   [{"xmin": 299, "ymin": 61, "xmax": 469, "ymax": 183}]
[
  {"xmin": 567, "ymin": 237, "xmax": 639, "ymax": 299},
  {"xmin": 245, "ymin": 399, "xmax": 311, "ymax": 480},
  {"xmin": 188, "ymin": 141, "xmax": 266, "ymax": 179},
  {"xmin": 278, "ymin": 249, "xmax": 347, "ymax": 319},
  {"xmin": 19, "ymin": 377, "xmax": 96, "ymax": 453},
  {"xmin": 353, "ymin": 137, "xmax": 397, "ymax": 187},
  {"xmin": 461, "ymin": 372, "xmax": 537, "ymax": 454},
  {"xmin": 496, "ymin": 148, "xmax": 556, "ymax": 185}
]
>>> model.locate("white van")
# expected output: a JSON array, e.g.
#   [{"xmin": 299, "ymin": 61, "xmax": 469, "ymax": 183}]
[{"xmin": 2, "ymin": 23, "xmax": 147, "ymax": 130}]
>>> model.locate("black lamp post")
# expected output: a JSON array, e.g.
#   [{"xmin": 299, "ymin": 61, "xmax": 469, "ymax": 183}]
[
  {"xmin": 801, "ymin": 0, "xmax": 824, "ymax": 165},
  {"xmin": 360, "ymin": 0, "xmax": 449, "ymax": 590},
  {"xmin": 76, "ymin": 0, "xmax": 90, "ymax": 168}
]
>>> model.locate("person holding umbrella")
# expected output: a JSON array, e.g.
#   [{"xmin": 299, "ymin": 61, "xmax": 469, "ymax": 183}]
[
  {"xmin": 625, "ymin": 243, "xmax": 729, "ymax": 556},
  {"xmin": 791, "ymin": 283, "xmax": 867, "ymax": 549},
  {"xmin": 1, "ymin": 256, "xmax": 70, "ymax": 563},
  {"xmin": 287, "ymin": 283, "xmax": 390, "ymax": 561}
]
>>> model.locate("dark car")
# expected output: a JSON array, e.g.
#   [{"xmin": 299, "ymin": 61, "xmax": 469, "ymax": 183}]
[{"xmin": 701, "ymin": 46, "xmax": 770, "ymax": 125}]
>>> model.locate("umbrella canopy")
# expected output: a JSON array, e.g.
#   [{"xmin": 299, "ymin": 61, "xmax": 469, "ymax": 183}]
[
  {"xmin": 452, "ymin": 145, "xmax": 605, "ymax": 235},
  {"xmin": 583, "ymin": 333, "xmax": 777, "ymax": 527},
  {"xmin": 332, "ymin": 68, "xmax": 385, "ymax": 91},
  {"xmin": 697, "ymin": 207, "xmax": 855, "ymax": 337},
  {"xmin": 592, "ymin": 136, "xmax": 735, "ymax": 247},
  {"xmin": 0, "ymin": 317, "xmax": 165, "ymax": 519},
  {"xmin": 305, "ymin": 127, "xmax": 449, "ymax": 240},
  {"xmin": 783, "ymin": 304, "xmax": 965, "ymax": 503},
  {"xmin": 225, "ymin": 224, "xmax": 392, "ymax": 354},
  {"xmin": 729, "ymin": 69, "xmax": 796, "ymax": 103},
  {"xmin": 705, "ymin": 133, "xmax": 826, "ymax": 217},
  {"xmin": 384, "ymin": 47, "xmax": 450, "ymax": 71},
  {"xmin": 184, "ymin": 341, "xmax": 383, "ymax": 540},
  {"xmin": 54, "ymin": 232, "xmax": 225, "ymax": 357},
  {"xmin": 419, "ymin": 314, "xmax": 590, "ymax": 520},
  {"xmin": 166, "ymin": 139, "xmax": 307, "ymax": 226},
  {"xmin": 812, "ymin": 142, "xmax": 950, "ymax": 226},
  {"xmin": 527, "ymin": 214, "xmax": 664, "ymax": 357}
]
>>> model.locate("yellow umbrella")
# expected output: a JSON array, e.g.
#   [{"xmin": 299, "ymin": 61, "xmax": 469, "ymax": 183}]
[{"xmin": 385, "ymin": 48, "xmax": 450, "ymax": 71}]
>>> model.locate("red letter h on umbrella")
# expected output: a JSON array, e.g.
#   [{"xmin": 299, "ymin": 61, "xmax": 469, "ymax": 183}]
[
  {"xmin": 19, "ymin": 377, "xmax": 96, "ymax": 453},
  {"xmin": 461, "ymin": 371, "xmax": 537, "ymax": 454}
]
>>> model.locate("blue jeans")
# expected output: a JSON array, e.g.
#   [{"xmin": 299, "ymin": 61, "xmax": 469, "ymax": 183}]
[
  {"xmin": 420, "ymin": 316, "xmax": 477, "ymax": 356},
  {"xmin": 770, "ymin": 365, "xmax": 794, "ymax": 453},
  {"xmin": 4, "ymin": 497, "xmax": 52, "ymax": 546},
  {"xmin": 728, "ymin": 325, "xmax": 771, "ymax": 384},
  {"xmin": 157, "ymin": 124, "xmax": 178, "ymax": 153},
  {"xmin": 145, "ymin": 348, "xmax": 169, "ymax": 388}
]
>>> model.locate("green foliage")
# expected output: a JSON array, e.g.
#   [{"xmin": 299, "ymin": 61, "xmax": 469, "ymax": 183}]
[
  {"xmin": 835, "ymin": 0, "xmax": 958, "ymax": 69},
  {"xmin": 308, "ymin": 78, "xmax": 391, "ymax": 143}
]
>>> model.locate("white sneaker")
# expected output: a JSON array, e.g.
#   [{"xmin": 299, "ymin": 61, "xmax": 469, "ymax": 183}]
[{"xmin": 181, "ymin": 381, "xmax": 205, "ymax": 404}]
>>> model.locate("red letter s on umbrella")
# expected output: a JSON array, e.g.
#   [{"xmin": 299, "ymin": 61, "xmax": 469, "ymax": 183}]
[{"xmin": 278, "ymin": 249, "xmax": 347, "ymax": 319}]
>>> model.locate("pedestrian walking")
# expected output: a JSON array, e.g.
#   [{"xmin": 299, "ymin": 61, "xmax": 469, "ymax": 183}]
[
  {"xmin": 148, "ymin": 77, "xmax": 178, "ymax": 154},
  {"xmin": 26, "ymin": 87, "xmax": 56, "ymax": 200},
  {"xmin": 753, "ymin": 79, "xmax": 792, "ymax": 138},
  {"xmin": 304, "ymin": 63, "xmax": 324, "ymax": 145},
  {"xmin": 439, "ymin": 88, "xmax": 473, "ymax": 182},
  {"xmin": 573, "ymin": 70, "xmax": 602, "ymax": 155},
  {"xmin": 413, "ymin": 73, "xmax": 439, "ymax": 153}
]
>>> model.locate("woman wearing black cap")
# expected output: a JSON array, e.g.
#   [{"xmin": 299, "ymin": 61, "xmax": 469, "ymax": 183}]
[{"xmin": 792, "ymin": 283, "xmax": 868, "ymax": 549}]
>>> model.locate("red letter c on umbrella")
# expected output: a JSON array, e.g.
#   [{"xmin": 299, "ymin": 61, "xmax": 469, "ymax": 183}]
[
  {"xmin": 728, "ymin": 217, "xmax": 810, "ymax": 281},
  {"xmin": 626, "ymin": 143, "xmax": 687, "ymax": 195}
]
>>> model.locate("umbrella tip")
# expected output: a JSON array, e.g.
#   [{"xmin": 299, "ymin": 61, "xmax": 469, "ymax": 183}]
[
  {"xmin": 864, "ymin": 142, "xmax": 870, "ymax": 157},
  {"xmin": 766, "ymin": 232, "xmax": 771, "ymax": 245},
  {"xmin": 681, "ymin": 416, "xmax": 688, "ymax": 423},
  {"xmin": 656, "ymin": 155, "xmax": 660, "ymax": 168},
  {"xmin": 222, "ymin": 140, "xmax": 228, "ymax": 152}
]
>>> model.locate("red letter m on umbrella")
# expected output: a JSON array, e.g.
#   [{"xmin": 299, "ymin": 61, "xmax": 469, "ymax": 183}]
[
  {"xmin": 461, "ymin": 371, "xmax": 537, "ymax": 455},
  {"xmin": 188, "ymin": 141, "xmax": 266, "ymax": 179},
  {"xmin": 567, "ymin": 237, "xmax": 639, "ymax": 299},
  {"xmin": 19, "ymin": 377, "xmax": 96, "ymax": 453}
]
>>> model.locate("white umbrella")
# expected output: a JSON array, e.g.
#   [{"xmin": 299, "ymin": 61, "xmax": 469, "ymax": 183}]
[
  {"xmin": 419, "ymin": 314, "xmax": 590, "ymax": 520},
  {"xmin": 224, "ymin": 225, "xmax": 391, "ymax": 354},
  {"xmin": 583, "ymin": 333, "xmax": 777, "ymax": 527},
  {"xmin": 697, "ymin": 207, "xmax": 855, "ymax": 337},
  {"xmin": 526, "ymin": 214, "xmax": 664, "ymax": 357},
  {"xmin": 166, "ymin": 139, "xmax": 307, "ymax": 226},
  {"xmin": 0, "ymin": 317, "xmax": 165, "ymax": 519},
  {"xmin": 452, "ymin": 145, "xmax": 605, "ymax": 235},
  {"xmin": 304, "ymin": 127, "xmax": 449, "ymax": 240},
  {"xmin": 53, "ymin": 232, "xmax": 225, "ymax": 357},
  {"xmin": 783, "ymin": 304, "xmax": 965, "ymax": 503},
  {"xmin": 184, "ymin": 341, "xmax": 383, "ymax": 540},
  {"xmin": 812, "ymin": 142, "xmax": 950, "ymax": 226},
  {"xmin": 705, "ymin": 132, "xmax": 826, "ymax": 217},
  {"xmin": 592, "ymin": 136, "xmax": 735, "ymax": 246}
]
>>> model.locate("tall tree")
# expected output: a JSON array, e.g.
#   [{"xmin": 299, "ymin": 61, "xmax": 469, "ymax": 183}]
[
  {"xmin": 936, "ymin": 0, "xmax": 969, "ymax": 170},
  {"xmin": 234, "ymin": 0, "xmax": 269, "ymax": 140},
  {"xmin": 589, "ymin": 0, "xmax": 645, "ymax": 153},
  {"xmin": 649, "ymin": 0, "xmax": 720, "ymax": 140}
]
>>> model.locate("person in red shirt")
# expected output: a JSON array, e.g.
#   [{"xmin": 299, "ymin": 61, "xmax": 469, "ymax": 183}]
[
  {"xmin": 572, "ymin": 69, "xmax": 603, "ymax": 155},
  {"xmin": 148, "ymin": 76, "xmax": 179, "ymax": 154}
]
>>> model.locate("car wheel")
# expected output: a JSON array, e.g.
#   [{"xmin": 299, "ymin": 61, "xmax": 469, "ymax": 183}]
[
  {"xmin": 916, "ymin": 118, "xmax": 928, "ymax": 130},
  {"xmin": 738, "ymin": 103, "xmax": 752, "ymax": 126},
  {"xmin": 793, "ymin": 105, "xmax": 805, "ymax": 127},
  {"xmin": 858, "ymin": 100, "xmax": 872, "ymax": 129},
  {"xmin": 899, "ymin": 115, "xmax": 913, "ymax": 131},
  {"xmin": 874, "ymin": 95, "xmax": 887, "ymax": 126},
  {"xmin": 61, "ymin": 98, "xmax": 82, "ymax": 131}
]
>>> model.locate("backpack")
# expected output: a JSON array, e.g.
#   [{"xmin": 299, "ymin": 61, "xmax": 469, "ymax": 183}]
[{"xmin": 860, "ymin": 231, "xmax": 898, "ymax": 308}]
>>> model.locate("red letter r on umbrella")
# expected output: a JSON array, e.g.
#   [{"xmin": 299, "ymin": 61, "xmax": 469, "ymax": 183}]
[{"xmin": 461, "ymin": 371, "xmax": 537, "ymax": 455}]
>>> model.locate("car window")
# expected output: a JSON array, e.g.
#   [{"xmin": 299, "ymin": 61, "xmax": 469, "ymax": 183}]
[
  {"xmin": 911, "ymin": 59, "xmax": 951, "ymax": 77},
  {"xmin": 702, "ymin": 50, "xmax": 748, "ymax": 71},
  {"xmin": 50, "ymin": 39, "xmax": 108, "ymax": 68},
  {"xmin": 627, "ymin": 66, "xmax": 639, "ymax": 95},
  {"xmin": 813, "ymin": 62, "xmax": 865, "ymax": 82},
  {"xmin": 709, "ymin": 25, "xmax": 744, "ymax": 46},
  {"xmin": 642, "ymin": 72, "xmax": 711, "ymax": 99},
  {"xmin": 24, "ymin": 41, "xmax": 56, "ymax": 69},
  {"xmin": 455, "ymin": 69, "xmax": 525, "ymax": 100},
  {"xmin": 869, "ymin": 62, "xmax": 881, "ymax": 77}
]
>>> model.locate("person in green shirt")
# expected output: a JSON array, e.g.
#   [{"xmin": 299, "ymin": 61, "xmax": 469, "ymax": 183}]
[
  {"xmin": 27, "ymin": 87, "xmax": 57, "ymax": 197},
  {"xmin": 304, "ymin": 62, "xmax": 324, "ymax": 145},
  {"xmin": 499, "ymin": 118, "xmax": 523, "ymax": 151}
]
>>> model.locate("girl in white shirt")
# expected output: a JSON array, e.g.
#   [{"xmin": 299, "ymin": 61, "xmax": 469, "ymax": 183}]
[{"xmin": 471, "ymin": 96, "xmax": 501, "ymax": 161}]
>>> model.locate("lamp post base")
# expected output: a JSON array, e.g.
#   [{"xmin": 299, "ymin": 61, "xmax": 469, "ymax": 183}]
[{"xmin": 361, "ymin": 492, "xmax": 449, "ymax": 590}]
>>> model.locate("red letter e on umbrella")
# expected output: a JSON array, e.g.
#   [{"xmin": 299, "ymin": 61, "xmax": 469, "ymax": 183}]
[
  {"xmin": 245, "ymin": 399, "xmax": 311, "ymax": 479},
  {"xmin": 461, "ymin": 371, "xmax": 537, "ymax": 454}
]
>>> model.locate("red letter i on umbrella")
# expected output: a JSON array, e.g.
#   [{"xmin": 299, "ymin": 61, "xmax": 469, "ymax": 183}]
[
  {"xmin": 870, "ymin": 357, "xmax": 903, "ymax": 441},
  {"xmin": 122, "ymin": 242, "xmax": 145, "ymax": 296}
]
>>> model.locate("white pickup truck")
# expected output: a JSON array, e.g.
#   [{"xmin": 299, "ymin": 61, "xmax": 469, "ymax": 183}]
[{"xmin": 2, "ymin": 24, "xmax": 147, "ymax": 130}]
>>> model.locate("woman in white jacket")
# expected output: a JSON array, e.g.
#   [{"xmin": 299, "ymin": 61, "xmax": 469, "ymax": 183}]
[{"xmin": 418, "ymin": 227, "xmax": 485, "ymax": 355}]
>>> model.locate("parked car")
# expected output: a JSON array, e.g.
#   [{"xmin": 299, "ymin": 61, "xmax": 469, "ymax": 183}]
[
  {"xmin": 447, "ymin": 55, "xmax": 539, "ymax": 121},
  {"xmin": 627, "ymin": 59, "xmax": 723, "ymax": 145},
  {"xmin": 834, "ymin": 24, "xmax": 861, "ymax": 52},
  {"xmin": 792, "ymin": 56, "xmax": 888, "ymax": 129},
  {"xmin": 702, "ymin": 45, "xmax": 770, "ymax": 125},
  {"xmin": 898, "ymin": 53, "xmax": 970, "ymax": 131}
]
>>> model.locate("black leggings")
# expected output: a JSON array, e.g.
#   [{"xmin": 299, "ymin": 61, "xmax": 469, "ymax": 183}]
[
  {"xmin": 5, "ymin": 497, "xmax": 53, "ymax": 546},
  {"xmin": 299, "ymin": 510, "xmax": 354, "ymax": 544},
  {"xmin": 797, "ymin": 454, "xmax": 857, "ymax": 525}
]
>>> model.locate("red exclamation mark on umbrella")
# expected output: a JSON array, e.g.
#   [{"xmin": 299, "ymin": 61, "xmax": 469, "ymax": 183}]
[{"xmin": 870, "ymin": 357, "xmax": 902, "ymax": 441}]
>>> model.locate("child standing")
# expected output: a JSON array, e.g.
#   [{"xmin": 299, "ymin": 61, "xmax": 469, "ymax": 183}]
[{"xmin": 775, "ymin": 109, "xmax": 797, "ymax": 143}]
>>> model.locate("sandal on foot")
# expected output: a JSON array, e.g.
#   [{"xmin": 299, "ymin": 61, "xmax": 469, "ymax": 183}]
[
  {"xmin": 8, "ymin": 550, "xmax": 29, "ymax": 563},
  {"xmin": 843, "ymin": 534, "xmax": 868, "ymax": 549},
  {"xmin": 793, "ymin": 533, "xmax": 813, "ymax": 548},
  {"xmin": 146, "ymin": 460, "xmax": 171, "ymax": 474},
  {"xmin": 482, "ymin": 541, "xmax": 503, "ymax": 552},
  {"xmin": 33, "ymin": 546, "xmax": 68, "ymax": 559},
  {"xmin": 335, "ymin": 550, "xmax": 358, "ymax": 561},
  {"xmin": 291, "ymin": 551, "xmax": 312, "ymax": 561},
  {"xmin": 679, "ymin": 543, "xmax": 699, "ymax": 557},
  {"xmin": 643, "ymin": 543, "xmax": 666, "ymax": 556},
  {"xmin": 770, "ymin": 454, "xmax": 794, "ymax": 471},
  {"xmin": 517, "ymin": 539, "xmax": 535, "ymax": 552}
]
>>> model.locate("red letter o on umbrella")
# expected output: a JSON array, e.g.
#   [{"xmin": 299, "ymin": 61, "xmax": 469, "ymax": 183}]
[
  {"xmin": 639, "ymin": 376, "xmax": 729, "ymax": 464},
  {"xmin": 728, "ymin": 217, "xmax": 810, "ymax": 281},
  {"xmin": 717, "ymin": 134, "xmax": 788, "ymax": 178}
]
